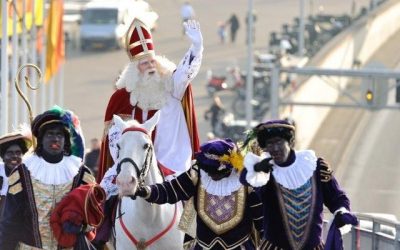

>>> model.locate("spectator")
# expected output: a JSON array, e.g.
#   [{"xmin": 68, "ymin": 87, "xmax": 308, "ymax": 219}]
[
  {"xmin": 227, "ymin": 13, "xmax": 240, "ymax": 43},
  {"xmin": 204, "ymin": 95, "xmax": 225, "ymax": 136},
  {"xmin": 84, "ymin": 138, "xmax": 100, "ymax": 176},
  {"xmin": 217, "ymin": 21, "xmax": 227, "ymax": 44},
  {"xmin": 180, "ymin": 1, "xmax": 195, "ymax": 35}
]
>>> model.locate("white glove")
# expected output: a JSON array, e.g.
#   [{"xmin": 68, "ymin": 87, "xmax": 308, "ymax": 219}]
[{"xmin": 184, "ymin": 20, "xmax": 203, "ymax": 53}]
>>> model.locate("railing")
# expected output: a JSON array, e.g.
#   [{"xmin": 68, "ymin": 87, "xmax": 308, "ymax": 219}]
[{"xmin": 341, "ymin": 213, "xmax": 400, "ymax": 249}]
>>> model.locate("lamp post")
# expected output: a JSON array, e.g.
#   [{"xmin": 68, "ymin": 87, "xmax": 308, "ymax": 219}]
[
  {"xmin": 246, "ymin": 0, "xmax": 254, "ymax": 129},
  {"xmin": 298, "ymin": 0, "xmax": 305, "ymax": 57}
]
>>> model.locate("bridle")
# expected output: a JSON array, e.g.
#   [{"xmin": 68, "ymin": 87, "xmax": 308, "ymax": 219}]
[
  {"xmin": 115, "ymin": 126, "xmax": 178, "ymax": 249},
  {"xmin": 116, "ymin": 127, "xmax": 153, "ymax": 187}
]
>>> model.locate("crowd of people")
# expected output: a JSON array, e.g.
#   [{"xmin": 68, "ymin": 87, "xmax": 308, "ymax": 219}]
[{"xmin": 0, "ymin": 12, "xmax": 357, "ymax": 250}]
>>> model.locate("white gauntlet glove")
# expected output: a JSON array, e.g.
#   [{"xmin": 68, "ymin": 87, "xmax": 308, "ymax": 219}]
[{"xmin": 184, "ymin": 20, "xmax": 203, "ymax": 54}]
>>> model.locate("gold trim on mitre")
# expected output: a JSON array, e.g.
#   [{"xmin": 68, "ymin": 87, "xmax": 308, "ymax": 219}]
[
  {"xmin": 128, "ymin": 39, "xmax": 153, "ymax": 49},
  {"xmin": 125, "ymin": 18, "xmax": 155, "ymax": 61}
]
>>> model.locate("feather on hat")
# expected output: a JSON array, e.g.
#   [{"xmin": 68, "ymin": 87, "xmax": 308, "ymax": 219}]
[{"xmin": 31, "ymin": 106, "xmax": 85, "ymax": 158}]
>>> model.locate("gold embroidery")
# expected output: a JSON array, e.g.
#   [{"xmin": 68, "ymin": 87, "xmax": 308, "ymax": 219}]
[
  {"xmin": 197, "ymin": 184, "xmax": 246, "ymax": 235},
  {"xmin": 178, "ymin": 197, "xmax": 197, "ymax": 238},
  {"xmin": 320, "ymin": 166, "xmax": 333, "ymax": 183},
  {"xmin": 31, "ymin": 179, "xmax": 72, "ymax": 249},
  {"xmin": 83, "ymin": 172, "xmax": 96, "ymax": 184},
  {"xmin": 175, "ymin": 178, "xmax": 190, "ymax": 198},
  {"xmin": 167, "ymin": 181, "xmax": 178, "ymax": 201},
  {"xmin": 188, "ymin": 167, "xmax": 198, "ymax": 185},
  {"xmin": 8, "ymin": 171, "xmax": 20, "ymax": 186},
  {"xmin": 320, "ymin": 171, "xmax": 332, "ymax": 182},
  {"xmin": 250, "ymin": 202, "xmax": 262, "ymax": 208},
  {"xmin": 8, "ymin": 183, "xmax": 22, "ymax": 194}
]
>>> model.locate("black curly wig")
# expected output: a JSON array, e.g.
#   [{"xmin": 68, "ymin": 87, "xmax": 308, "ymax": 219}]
[
  {"xmin": 34, "ymin": 123, "xmax": 72, "ymax": 157},
  {"xmin": 255, "ymin": 122, "xmax": 295, "ymax": 149},
  {"xmin": 0, "ymin": 138, "xmax": 29, "ymax": 158}
]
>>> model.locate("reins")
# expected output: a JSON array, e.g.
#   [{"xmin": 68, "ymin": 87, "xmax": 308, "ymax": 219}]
[
  {"xmin": 117, "ymin": 202, "xmax": 178, "ymax": 250},
  {"xmin": 116, "ymin": 125, "xmax": 177, "ymax": 249},
  {"xmin": 116, "ymin": 126, "xmax": 153, "ymax": 186}
]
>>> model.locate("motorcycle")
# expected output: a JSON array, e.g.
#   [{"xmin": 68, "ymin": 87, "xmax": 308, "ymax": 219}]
[
  {"xmin": 211, "ymin": 112, "xmax": 258, "ymax": 142},
  {"xmin": 206, "ymin": 67, "xmax": 244, "ymax": 97},
  {"xmin": 231, "ymin": 94, "xmax": 270, "ymax": 120}
]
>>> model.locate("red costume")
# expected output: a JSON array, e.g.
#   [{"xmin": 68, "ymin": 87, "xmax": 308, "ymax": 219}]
[{"xmin": 50, "ymin": 184, "xmax": 106, "ymax": 247}]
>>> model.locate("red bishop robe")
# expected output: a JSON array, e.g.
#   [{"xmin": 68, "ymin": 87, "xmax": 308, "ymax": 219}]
[{"xmin": 97, "ymin": 85, "xmax": 199, "ymax": 183}]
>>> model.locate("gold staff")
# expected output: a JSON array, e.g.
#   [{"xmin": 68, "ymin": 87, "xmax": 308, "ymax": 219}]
[{"xmin": 14, "ymin": 63, "xmax": 42, "ymax": 147}]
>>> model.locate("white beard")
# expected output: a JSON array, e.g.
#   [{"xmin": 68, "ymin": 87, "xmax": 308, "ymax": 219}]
[{"xmin": 130, "ymin": 71, "xmax": 168, "ymax": 111}]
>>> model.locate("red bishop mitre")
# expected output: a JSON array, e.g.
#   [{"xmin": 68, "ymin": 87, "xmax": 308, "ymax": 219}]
[{"xmin": 125, "ymin": 18, "xmax": 155, "ymax": 61}]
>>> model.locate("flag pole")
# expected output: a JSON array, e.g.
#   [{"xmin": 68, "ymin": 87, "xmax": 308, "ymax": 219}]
[
  {"xmin": 21, "ymin": 0, "xmax": 28, "ymax": 123},
  {"xmin": 1, "ymin": 0, "xmax": 9, "ymax": 135},
  {"xmin": 30, "ymin": 0, "xmax": 38, "ymax": 117},
  {"xmin": 11, "ymin": 0, "xmax": 20, "ymax": 129}
]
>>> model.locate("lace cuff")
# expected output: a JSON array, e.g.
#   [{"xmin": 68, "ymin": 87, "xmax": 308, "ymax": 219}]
[{"xmin": 244, "ymin": 153, "xmax": 270, "ymax": 187}]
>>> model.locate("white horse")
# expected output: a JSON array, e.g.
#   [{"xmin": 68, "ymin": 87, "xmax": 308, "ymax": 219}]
[{"xmin": 111, "ymin": 113, "xmax": 184, "ymax": 250}]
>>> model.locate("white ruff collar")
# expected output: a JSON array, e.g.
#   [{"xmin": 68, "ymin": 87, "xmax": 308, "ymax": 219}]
[
  {"xmin": 24, "ymin": 154, "xmax": 81, "ymax": 185},
  {"xmin": 200, "ymin": 169, "xmax": 242, "ymax": 196},
  {"xmin": 272, "ymin": 150, "xmax": 317, "ymax": 189}
]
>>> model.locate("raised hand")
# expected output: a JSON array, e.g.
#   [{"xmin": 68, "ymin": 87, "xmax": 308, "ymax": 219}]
[
  {"xmin": 183, "ymin": 20, "xmax": 203, "ymax": 51},
  {"xmin": 254, "ymin": 157, "xmax": 273, "ymax": 173}
]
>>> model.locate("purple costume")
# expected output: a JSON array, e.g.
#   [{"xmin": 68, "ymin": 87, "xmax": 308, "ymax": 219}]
[
  {"xmin": 145, "ymin": 166, "xmax": 264, "ymax": 250},
  {"xmin": 240, "ymin": 150, "xmax": 351, "ymax": 250}
]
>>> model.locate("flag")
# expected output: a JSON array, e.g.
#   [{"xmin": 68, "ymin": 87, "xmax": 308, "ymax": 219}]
[
  {"xmin": 0, "ymin": 0, "xmax": 44, "ymax": 38},
  {"xmin": 45, "ymin": 0, "xmax": 64, "ymax": 82}
]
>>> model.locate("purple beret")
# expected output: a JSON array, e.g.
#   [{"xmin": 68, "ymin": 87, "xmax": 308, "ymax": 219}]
[{"xmin": 195, "ymin": 138, "xmax": 236, "ymax": 169}]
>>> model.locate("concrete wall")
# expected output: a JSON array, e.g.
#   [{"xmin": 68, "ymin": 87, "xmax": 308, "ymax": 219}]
[{"xmin": 284, "ymin": 0, "xmax": 400, "ymax": 149}]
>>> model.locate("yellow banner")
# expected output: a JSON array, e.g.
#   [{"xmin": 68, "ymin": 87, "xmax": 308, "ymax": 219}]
[
  {"xmin": 0, "ymin": 0, "xmax": 44, "ymax": 38},
  {"xmin": 45, "ymin": 0, "xmax": 64, "ymax": 82}
]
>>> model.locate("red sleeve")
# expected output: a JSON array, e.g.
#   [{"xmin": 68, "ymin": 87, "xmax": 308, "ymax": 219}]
[
  {"xmin": 98, "ymin": 89, "xmax": 133, "ymax": 182},
  {"xmin": 104, "ymin": 88, "xmax": 133, "ymax": 122}
]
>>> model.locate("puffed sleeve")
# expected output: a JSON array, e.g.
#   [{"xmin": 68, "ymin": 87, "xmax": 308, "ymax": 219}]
[
  {"xmin": 318, "ymin": 158, "xmax": 350, "ymax": 213},
  {"xmin": 146, "ymin": 167, "xmax": 198, "ymax": 204},
  {"xmin": 171, "ymin": 45, "xmax": 203, "ymax": 100}
]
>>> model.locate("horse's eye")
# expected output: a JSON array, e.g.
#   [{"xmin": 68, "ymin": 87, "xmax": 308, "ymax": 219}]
[{"xmin": 143, "ymin": 143, "xmax": 150, "ymax": 150}]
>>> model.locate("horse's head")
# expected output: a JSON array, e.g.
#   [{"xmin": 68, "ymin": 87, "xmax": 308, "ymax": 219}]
[{"xmin": 112, "ymin": 112, "xmax": 159, "ymax": 197}]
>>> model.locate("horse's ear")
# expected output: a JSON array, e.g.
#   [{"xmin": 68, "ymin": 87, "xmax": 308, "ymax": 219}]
[
  {"xmin": 108, "ymin": 115, "xmax": 126, "ymax": 162},
  {"xmin": 112, "ymin": 115, "xmax": 126, "ymax": 130},
  {"xmin": 144, "ymin": 111, "xmax": 160, "ymax": 133}
]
